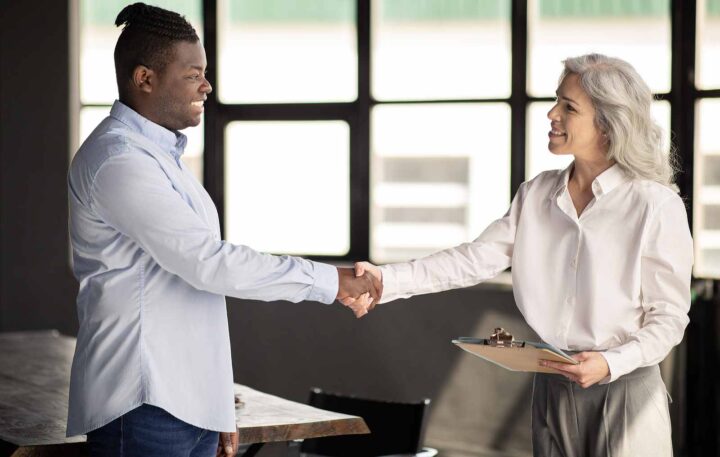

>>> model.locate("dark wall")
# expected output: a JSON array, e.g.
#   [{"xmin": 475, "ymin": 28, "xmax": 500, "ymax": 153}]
[{"xmin": 0, "ymin": 0, "xmax": 79, "ymax": 334}]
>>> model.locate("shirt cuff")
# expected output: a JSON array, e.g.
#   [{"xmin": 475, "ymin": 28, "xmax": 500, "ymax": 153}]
[
  {"xmin": 305, "ymin": 261, "xmax": 338, "ymax": 305},
  {"xmin": 599, "ymin": 341, "xmax": 643, "ymax": 383},
  {"xmin": 378, "ymin": 263, "xmax": 413, "ymax": 303}
]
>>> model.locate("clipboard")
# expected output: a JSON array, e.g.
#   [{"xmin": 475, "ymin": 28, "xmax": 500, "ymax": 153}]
[{"xmin": 452, "ymin": 328, "xmax": 579, "ymax": 374}]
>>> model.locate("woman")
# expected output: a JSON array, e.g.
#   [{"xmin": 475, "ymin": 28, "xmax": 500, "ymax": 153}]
[{"xmin": 345, "ymin": 54, "xmax": 692, "ymax": 456}]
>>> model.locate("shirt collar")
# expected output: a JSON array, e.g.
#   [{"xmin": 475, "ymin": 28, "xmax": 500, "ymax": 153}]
[
  {"xmin": 110, "ymin": 100, "xmax": 187, "ymax": 159},
  {"xmin": 592, "ymin": 163, "xmax": 629, "ymax": 197},
  {"xmin": 550, "ymin": 162, "xmax": 629, "ymax": 200},
  {"xmin": 551, "ymin": 163, "xmax": 574, "ymax": 199}
]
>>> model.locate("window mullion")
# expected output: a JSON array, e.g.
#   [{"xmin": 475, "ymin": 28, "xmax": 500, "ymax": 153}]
[
  {"xmin": 670, "ymin": 0, "xmax": 696, "ymax": 223},
  {"xmin": 511, "ymin": 0, "xmax": 528, "ymax": 196},
  {"xmin": 354, "ymin": 0, "xmax": 371, "ymax": 260},
  {"xmin": 203, "ymin": 0, "xmax": 225, "ymax": 238}
]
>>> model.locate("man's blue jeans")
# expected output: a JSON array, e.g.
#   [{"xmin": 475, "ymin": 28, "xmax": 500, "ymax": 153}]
[{"xmin": 87, "ymin": 404, "xmax": 220, "ymax": 457}]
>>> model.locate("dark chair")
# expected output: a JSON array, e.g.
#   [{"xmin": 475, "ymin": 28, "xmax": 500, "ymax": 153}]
[{"xmin": 299, "ymin": 388, "xmax": 437, "ymax": 457}]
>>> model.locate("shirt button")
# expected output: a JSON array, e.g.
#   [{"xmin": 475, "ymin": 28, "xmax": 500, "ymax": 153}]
[{"xmin": 571, "ymin": 258, "xmax": 577, "ymax": 268}]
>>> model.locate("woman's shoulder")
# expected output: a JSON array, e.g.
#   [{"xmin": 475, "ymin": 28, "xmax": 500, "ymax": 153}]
[
  {"xmin": 630, "ymin": 179, "xmax": 681, "ymax": 201},
  {"xmin": 628, "ymin": 179, "xmax": 686, "ymax": 215}
]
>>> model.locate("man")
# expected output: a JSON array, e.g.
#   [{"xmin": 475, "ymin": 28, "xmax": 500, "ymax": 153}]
[{"xmin": 66, "ymin": 3, "xmax": 378, "ymax": 456}]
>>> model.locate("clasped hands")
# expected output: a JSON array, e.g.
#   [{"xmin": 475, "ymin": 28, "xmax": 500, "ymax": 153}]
[
  {"xmin": 539, "ymin": 351, "xmax": 610, "ymax": 388},
  {"xmin": 336, "ymin": 262, "xmax": 382, "ymax": 318}
]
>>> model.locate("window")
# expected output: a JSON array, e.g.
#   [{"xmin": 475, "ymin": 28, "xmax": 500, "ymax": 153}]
[
  {"xmin": 694, "ymin": 0, "xmax": 720, "ymax": 278},
  {"xmin": 695, "ymin": 99, "xmax": 720, "ymax": 277},
  {"xmin": 371, "ymin": 103, "xmax": 510, "ymax": 262},
  {"xmin": 217, "ymin": 0, "xmax": 357, "ymax": 103},
  {"xmin": 528, "ymin": 0, "xmax": 671, "ymax": 96},
  {"xmin": 369, "ymin": 1, "xmax": 512, "ymax": 262},
  {"xmin": 224, "ymin": 120, "xmax": 350, "ymax": 255},
  {"xmin": 697, "ymin": 0, "xmax": 720, "ymax": 90},
  {"xmin": 77, "ymin": 1, "xmax": 705, "ymax": 277},
  {"xmin": 372, "ymin": 0, "xmax": 511, "ymax": 100},
  {"xmin": 208, "ymin": 0, "xmax": 515, "ymax": 261}
]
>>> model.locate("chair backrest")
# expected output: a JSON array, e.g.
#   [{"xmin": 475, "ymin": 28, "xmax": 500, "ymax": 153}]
[{"xmin": 300, "ymin": 387, "xmax": 431, "ymax": 457}]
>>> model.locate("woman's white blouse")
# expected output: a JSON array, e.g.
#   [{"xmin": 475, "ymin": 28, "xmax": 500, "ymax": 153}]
[{"xmin": 378, "ymin": 164, "xmax": 693, "ymax": 383}]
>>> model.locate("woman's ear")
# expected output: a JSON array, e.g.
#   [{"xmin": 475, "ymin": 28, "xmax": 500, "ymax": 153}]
[{"xmin": 600, "ymin": 131, "xmax": 610, "ymax": 146}]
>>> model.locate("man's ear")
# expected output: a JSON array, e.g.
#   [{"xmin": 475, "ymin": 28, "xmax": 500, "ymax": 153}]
[{"xmin": 132, "ymin": 65, "xmax": 155, "ymax": 94}]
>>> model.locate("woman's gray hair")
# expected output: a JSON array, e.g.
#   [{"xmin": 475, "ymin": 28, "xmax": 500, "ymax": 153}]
[{"xmin": 561, "ymin": 53, "xmax": 678, "ymax": 189}]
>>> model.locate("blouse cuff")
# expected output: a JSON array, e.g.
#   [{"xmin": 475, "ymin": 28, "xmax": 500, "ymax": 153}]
[
  {"xmin": 378, "ymin": 263, "xmax": 412, "ymax": 303},
  {"xmin": 599, "ymin": 342, "xmax": 643, "ymax": 383}
]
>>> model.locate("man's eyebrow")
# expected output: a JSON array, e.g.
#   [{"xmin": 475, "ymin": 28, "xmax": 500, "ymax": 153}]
[{"xmin": 187, "ymin": 65, "xmax": 206, "ymax": 71}]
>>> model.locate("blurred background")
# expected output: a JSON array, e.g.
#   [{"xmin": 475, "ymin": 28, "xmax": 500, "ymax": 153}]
[{"xmin": 1, "ymin": 0, "xmax": 718, "ymax": 456}]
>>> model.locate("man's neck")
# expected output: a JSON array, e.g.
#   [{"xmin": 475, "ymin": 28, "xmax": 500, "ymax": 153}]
[{"xmin": 119, "ymin": 97, "xmax": 173, "ymax": 131}]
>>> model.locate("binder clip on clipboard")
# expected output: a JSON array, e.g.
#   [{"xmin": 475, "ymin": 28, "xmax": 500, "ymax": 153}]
[{"xmin": 452, "ymin": 328, "xmax": 579, "ymax": 374}]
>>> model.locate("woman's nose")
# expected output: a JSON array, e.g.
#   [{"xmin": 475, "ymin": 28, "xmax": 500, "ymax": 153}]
[{"xmin": 547, "ymin": 105, "xmax": 559, "ymax": 120}]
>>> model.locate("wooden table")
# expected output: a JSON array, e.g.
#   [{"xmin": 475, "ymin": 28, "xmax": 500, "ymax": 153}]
[{"xmin": 0, "ymin": 331, "xmax": 369, "ymax": 457}]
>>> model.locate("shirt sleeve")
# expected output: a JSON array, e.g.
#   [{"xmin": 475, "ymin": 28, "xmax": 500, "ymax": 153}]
[
  {"xmin": 88, "ymin": 151, "xmax": 338, "ymax": 304},
  {"xmin": 378, "ymin": 181, "xmax": 528, "ymax": 303},
  {"xmin": 600, "ymin": 194, "xmax": 693, "ymax": 382}
]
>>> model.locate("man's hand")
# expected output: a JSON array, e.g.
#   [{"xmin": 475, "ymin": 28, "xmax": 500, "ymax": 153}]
[
  {"xmin": 337, "ymin": 267, "xmax": 382, "ymax": 318},
  {"xmin": 216, "ymin": 428, "xmax": 238, "ymax": 457},
  {"xmin": 539, "ymin": 351, "xmax": 610, "ymax": 388}
]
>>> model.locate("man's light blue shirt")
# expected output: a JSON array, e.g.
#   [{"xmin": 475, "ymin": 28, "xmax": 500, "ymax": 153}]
[{"xmin": 67, "ymin": 101, "xmax": 338, "ymax": 436}]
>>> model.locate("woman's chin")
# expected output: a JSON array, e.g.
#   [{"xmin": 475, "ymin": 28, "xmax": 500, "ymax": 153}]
[{"xmin": 548, "ymin": 144, "xmax": 571, "ymax": 156}]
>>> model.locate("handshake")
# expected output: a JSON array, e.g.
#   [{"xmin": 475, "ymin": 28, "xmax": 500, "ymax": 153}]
[{"xmin": 335, "ymin": 262, "xmax": 382, "ymax": 318}]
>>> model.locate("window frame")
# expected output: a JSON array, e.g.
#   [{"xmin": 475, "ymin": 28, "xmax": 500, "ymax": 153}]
[
  {"xmin": 202, "ymin": 1, "xmax": 696, "ymax": 263},
  {"xmin": 75, "ymin": 1, "xmax": 699, "ymax": 263}
]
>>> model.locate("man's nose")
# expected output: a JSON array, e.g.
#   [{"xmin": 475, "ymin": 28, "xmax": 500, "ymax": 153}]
[{"xmin": 201, "ymin": 78, "xmax": 212, "ymax": 94}]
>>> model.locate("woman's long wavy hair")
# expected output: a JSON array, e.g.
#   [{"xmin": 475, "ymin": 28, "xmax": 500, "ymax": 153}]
[{"xmin": 561, "ymin": 54, "xmax": 678, "ymax": 189}]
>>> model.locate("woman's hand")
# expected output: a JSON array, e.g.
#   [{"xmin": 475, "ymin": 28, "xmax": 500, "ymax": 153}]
[
  {"xmin": 540, "ymin": 351, "xmax": 610, "ymax": 388},
  {"xmin": 354, "ymin": 261, "xmax": 382, "ymax": 282}
]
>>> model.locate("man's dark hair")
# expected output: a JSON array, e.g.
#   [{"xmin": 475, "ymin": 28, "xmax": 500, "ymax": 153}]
[{"xmin": 114, "ymin": 2, "xmax": 199, "ymax": 98}]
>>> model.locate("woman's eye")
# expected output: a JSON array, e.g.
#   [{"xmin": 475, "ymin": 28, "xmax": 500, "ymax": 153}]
[{"xmin": 566, "ymin": 104, "xmax": 575, "ymax": 112}]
